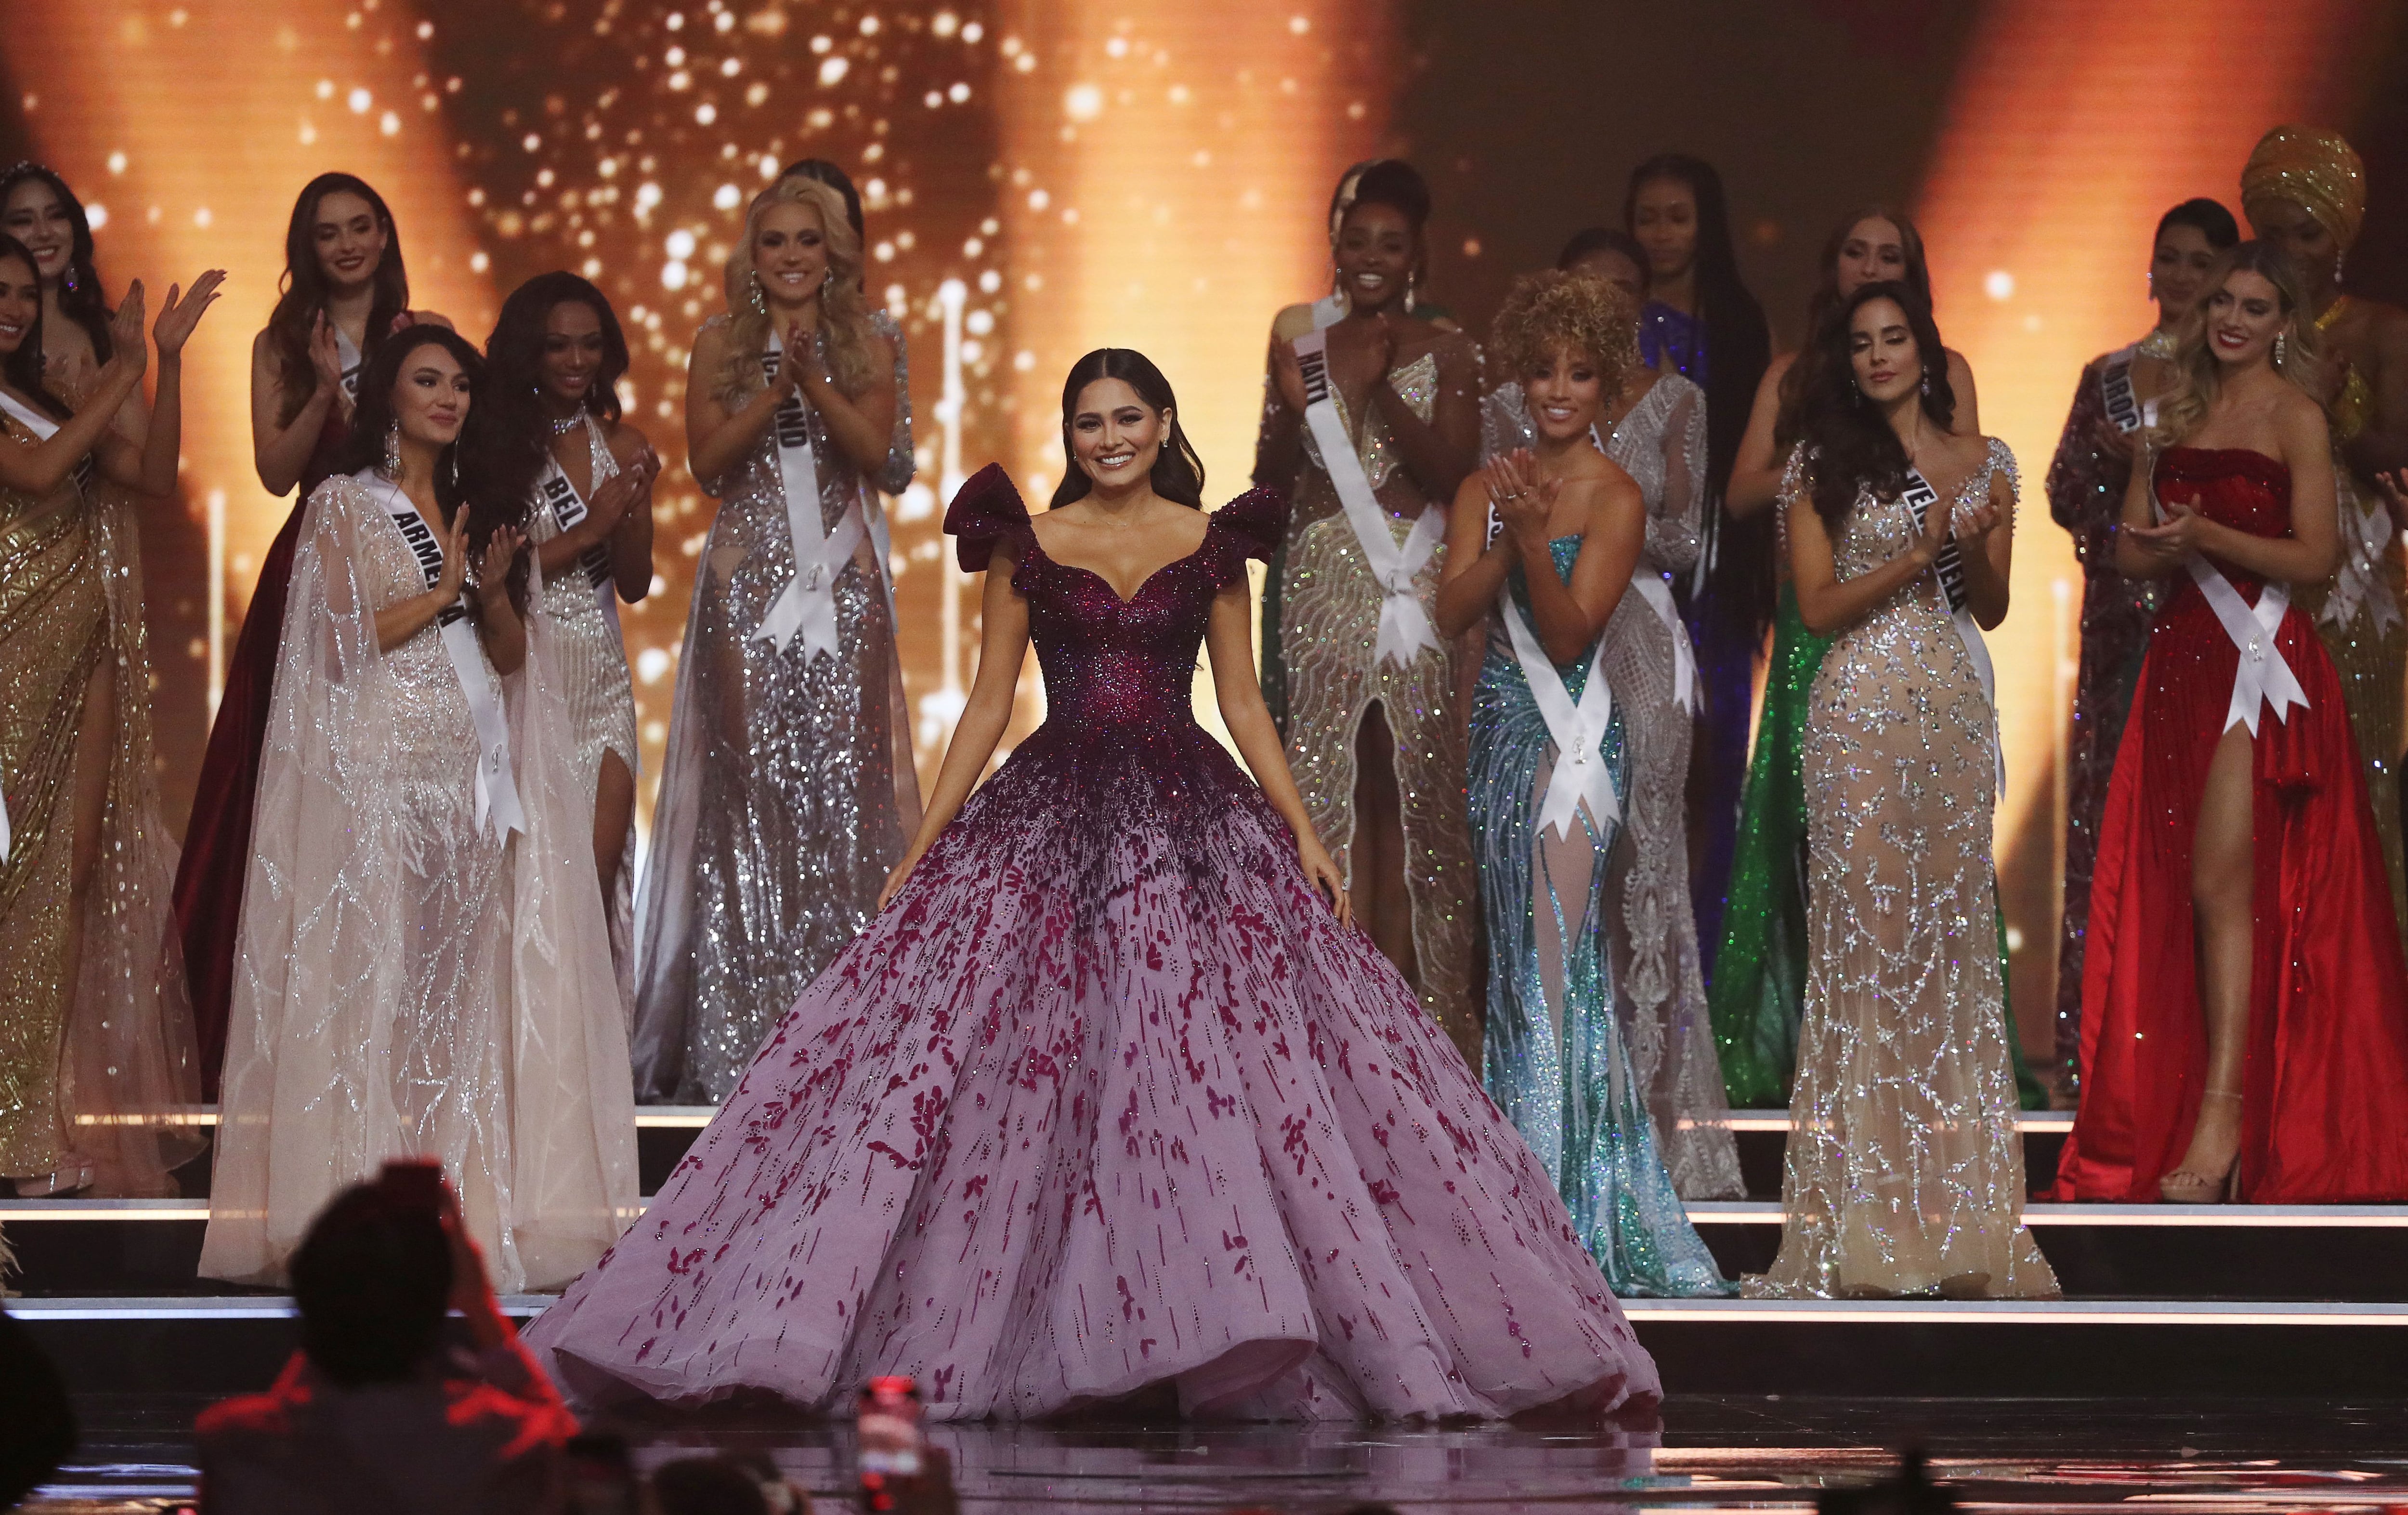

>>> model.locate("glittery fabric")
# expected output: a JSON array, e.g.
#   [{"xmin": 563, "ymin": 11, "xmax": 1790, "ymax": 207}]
[
  {"xmin": 629, "ymin": 316, "xmax": 922, "ymax": 1103},
  {"xmin": 1480, "ymin": 378, "xmax": 1740, "ymax": 1199},
  {"xmin": 1748, "ymin": 443, "xmax": 2056, "ymax": 1300},
  {"xmin": 2045, "ymin": 351, "xmax": 2163, "ymax": 1086},
  {"xmin": 1258, "ymin": 336, "xmax": 1483, "ymax": 1064},
  {"xmin": 1636, "ymin": 303, "xmax": 1707, "ymax": 387},
  {"xmin": 524, "ymin": 467, "xmax": 1662, "ymax": 1423},
  {"xmin": 2239, "ymin": 124, "xmax": 2367, "ymax": 250},
  {"xmin": 201, "ymin": 475, "xmax": 638, "ymax": 1291},
  {"xmin": 1469, "ymin": 536, "xmax": 1729, "ymax": 1299},
  {"xmin": 0, "ymin": 428, "xmax": 200, "ymax": 1194},
  {"xmin": 1706, "ymin": 584, "xmax": 1830, "ymax": 1108},
  {"xmin": 2054, "ymin": 448, "xmax": 2408, "ymax": 1203},
  {"xmin": 525, "ymin": 414, "xmax": 641, "ymax": 1016}
]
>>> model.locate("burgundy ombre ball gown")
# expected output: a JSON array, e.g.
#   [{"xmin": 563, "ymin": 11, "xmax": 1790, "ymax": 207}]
[
  {"xmin": 525, "ymin": 465, "xmax": 1662, "ymax": 1423},
  {"xmin": 2055, "ymin": 447, "xmax": 2408, "ymax": 1202}
]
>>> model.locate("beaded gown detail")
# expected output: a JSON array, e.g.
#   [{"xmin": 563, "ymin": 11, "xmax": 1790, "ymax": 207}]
[
  {"xmin": 0, "ymin": 420, "xmax": 199, "ymax": 1194},
  {"xmin": 1468, "ymin": 531, "xmax": 1729, "ymax": 1299},
  {"xmin": 524, "ymin": 412, "xmax": 641, "ymax": 1013},
  {"xmin": 525, "ymin": 468, "xmax": 1662, "ymax": 1423},
  {"xmin": 628, "ymin": 316, "xmax": 922, "ymax": 1102},
  {"xmin": 2045, "ymin": 348, "xmax": 2163, "ymax": 1086},
  {"xmin": 2053, "ymin": 448, "xmax": 2408, "ymax": 1203},
  {"xmin": 200, "ymin": 474, "xmax": 638, "ymax": 1291},
  {"xmin": 1481, "ymin": 379, "xmax": 1741, "ymax": 1199},
  {"xmin": 1255, "ymin": 331, "xmax": 1482, "ymax": 1064},
  {"xmin": 1749, "ymin": 443, "xmax": 2056, "ymax": 1299}
]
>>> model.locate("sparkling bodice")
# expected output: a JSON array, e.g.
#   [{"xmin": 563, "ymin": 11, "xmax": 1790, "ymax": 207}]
[
  {"xmin": 2154, "ymin": 446, "xmax": 2292, "ymax": 597},
  {"xmin": 952, "ymin": 466, "xmax": 1283, "ymax": 744}
]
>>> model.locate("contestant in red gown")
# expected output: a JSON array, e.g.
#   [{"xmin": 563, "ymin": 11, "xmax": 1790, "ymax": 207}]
[
  {"xmin": 524, "ymin": 351, "xmax": 1661, "ymax": 1423},
  {"xmin": 173, "ymin": 174, "xmax": 422, "ymax": 1095},
  {"xmin": 2056, "ymin": 243, "xmax": 2408, "ymax": 1204}
]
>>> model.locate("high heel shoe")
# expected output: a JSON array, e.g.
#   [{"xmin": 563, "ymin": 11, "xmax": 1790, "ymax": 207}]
[{"xmin": 2158, "ymin": 1089, "xmax": 2243, "ymax": 1204}]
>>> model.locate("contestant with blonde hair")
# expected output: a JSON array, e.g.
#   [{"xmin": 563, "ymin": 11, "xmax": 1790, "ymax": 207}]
[
  {"xmin": 628, "ymin": 175, "xmax": 921, "ymax": 1103},
  {"xmin": 1439, "ymin": 270, "xmax": 1728, "ymax": 1293}
]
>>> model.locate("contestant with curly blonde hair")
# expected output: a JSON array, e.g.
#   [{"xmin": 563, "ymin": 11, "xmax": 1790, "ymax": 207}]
[
  {"xmin": 629, "ymin": 171, "xmax": 922, "ymax": 1102},
  {"xmin": 1435, "ymin": 270, "xmax": 1730, "ymax": 1294},
  {"xmin": 1481, "ymin": 268, "xmax": 1743, "ymax": 1202}
]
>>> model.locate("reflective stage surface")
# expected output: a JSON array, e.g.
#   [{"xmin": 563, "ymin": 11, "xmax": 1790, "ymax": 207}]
[{"xmin": 32, "ymin": 1395, "xmax": 2408, "ymax": 1512}]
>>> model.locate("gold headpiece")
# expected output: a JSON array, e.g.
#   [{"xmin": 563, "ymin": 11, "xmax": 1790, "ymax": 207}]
[{"xmin": 2240, "ymin": 125, "xmax": 2366, "ymax": 250}]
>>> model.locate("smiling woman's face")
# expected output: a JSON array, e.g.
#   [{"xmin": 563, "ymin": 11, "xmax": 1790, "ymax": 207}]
[{"xmin": 1068, "ymin": 376, "xmax": 1166, "ymax": 489}]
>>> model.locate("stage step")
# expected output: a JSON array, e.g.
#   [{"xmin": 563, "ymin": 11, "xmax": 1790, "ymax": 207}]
[{"xmin": 11, "ymin": 1295, "xmax": 2403, "ymax": 1399}]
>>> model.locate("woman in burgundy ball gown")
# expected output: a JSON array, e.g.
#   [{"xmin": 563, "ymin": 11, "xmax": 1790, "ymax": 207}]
[{"xmin": 525, "ymin": 349, "xmax": 1661, "ymax": 1423}]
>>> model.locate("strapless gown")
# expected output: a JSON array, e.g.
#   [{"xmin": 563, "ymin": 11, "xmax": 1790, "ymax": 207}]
[
  {"xmin": 523, "ymin": 466, "xmax": 1661, "ymax": 1423},
  {"xmin": 2055, "ymin": 447, "xmax": 2408, "ymax": 1202}
]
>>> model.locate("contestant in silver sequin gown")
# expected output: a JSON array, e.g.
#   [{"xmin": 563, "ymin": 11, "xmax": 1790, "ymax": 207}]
[
  {"xmin": 1482, "ymin": 377, "xmax": 1742, "ymax": 1200},
  {"xmin": 1748, "ymin": 444, "xmax": 2056, "ymax": 1300},
  {"xmin": 628, "ymin": 315, "xmax": 921, "ymax": 1103},
  {"xmin": 201, "ymin": 473, "xmax": 638, "ymax": 1291},
  {"xmin": 524, "ymin": 412, "xmax": 642, "ymax": 1005}
]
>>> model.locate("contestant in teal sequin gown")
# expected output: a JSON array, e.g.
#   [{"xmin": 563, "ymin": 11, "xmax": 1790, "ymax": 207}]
[{"xmin": 1468, "ymin": 537, "xmax": 1727, "ymax": 1298}]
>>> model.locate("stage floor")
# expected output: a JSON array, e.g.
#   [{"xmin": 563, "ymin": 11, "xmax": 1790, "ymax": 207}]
[{"xmin": 30, "ymin": 1393, "xmax": 2408, "ymax": 1511}]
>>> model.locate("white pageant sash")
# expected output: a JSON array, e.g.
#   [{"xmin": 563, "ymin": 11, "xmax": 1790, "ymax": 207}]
[
  {"xmin": 1631, "ymin": 573, "xmax": 1701, "ymax": 713},
  {"xmin": 336, "ymin": 325, "xmax": 364, "ymax": 401},
  {"xmin": 1500, "ymin": 590, "xmax": 1619, "ymax": 842},
  {"xmin": 357, "ymin": 471, "xmax": 526, "ymax": 838},
  {"xmin": 2317, "ymin": 466, "xmax": 2401, "ymax": 638},
  {"xmin": 2098, "ymin": 343, "xmax": 2145, "ymax": 435},
  {"xmin": 754, "ymin": 336, "xmax": 866, "ymax": 658},
  {"xmin": 2149, "ymin": 474, "xmax": 2308, "ymax": 736},
  {"xmin": 535, "ymin": 412, "xmax": 624, "ymax": 628},
  {"xmin": 1292, "ymin": 319, "xmax": 1445, "ymax": 668},
  {"xmin": 0, "ymin": 389, "xmax": 96, "ymax": 492},
  {"xmin": 1904, "ymin": 466, "xmax": 2004, "ymax": 789}
]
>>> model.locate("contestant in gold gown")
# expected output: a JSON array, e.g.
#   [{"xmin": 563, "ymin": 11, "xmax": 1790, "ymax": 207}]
[
  {"xmin": 2242, "ymin": 126, "xmax": 2408, "ymax": 939},
  {"xmin": 0, "ymin": 238, "xmax": 213, "ymax": 1197}
]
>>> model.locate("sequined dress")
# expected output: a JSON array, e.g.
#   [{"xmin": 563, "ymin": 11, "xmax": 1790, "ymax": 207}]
[
  {"xmin": 2053, "ymin": 448, "xmax": 2408, "ymax": 1202},
  {"xmin": 0, "ymin": 418, "xmax": 199, "ymax": 1194},
  {"xmin": 2044, "ymin": 344, "xmax": 2164, "ymax": 1086},
  {"xmin": 200, "ymin": 473, "xmax": 639, "ymax": 1291},
  {"xmin": 1254, "ymin": 330, "xmax": 1483, "ymax": 1063},
  {"xmin": 524, "ymin": 412, "xmax": 641, "ymax": 1006},
  {"xmin": 1748, "ymin": 443, "xmax": 2056, "ymax": 1299},
  {"xmin": 628, "ymin": 317, "xmax": 922, "ymax": 1102},
  {"xmin": 1480, "ymin": 378, "xmax": 1741, "ymax": 1199},
  {"xmin": 1469, "ymin": 534, "xmax": 1729, "ymax": 1298},
  {"xmin": 524, "ymin": 468, "xmax": 1663, "ymax": 1423}
]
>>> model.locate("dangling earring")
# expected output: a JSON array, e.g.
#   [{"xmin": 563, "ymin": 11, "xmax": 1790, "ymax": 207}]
[
  {"xmin": 1405, "ymin": 268, "xmax": 1419, "ymax": 315},
  {"xmin": 62, "ymin": 265, "xmax": 79, "ymax": 295},
  {"xmin": 1920, "ymin": 371, "xmax": 1932, "ymax": 397},
  {"xmin": 2274, "ymin": 329, "xmax": 2289, "ymax": 367},
  {"xmin": 748, "ymin": 273, "xmax": 767, "ymax": 316},
  {"xmin": 381, "ymin": 420, "xmax": 403, "ymax": 480},
  {"xmin": 445, "ymin": 446, "xmax": 459, "ymax": 490},
  {"xmin": 2335, "ymin": 250, "xmax": 2347, "ymax": 287},
  {"xmin": 1330, "ymin": 264, "xmax": 1347, "ymax": 310}
]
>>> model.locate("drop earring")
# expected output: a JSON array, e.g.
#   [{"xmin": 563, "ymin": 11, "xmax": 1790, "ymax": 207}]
[
  {"xmin": 2274, "ymin": 329, "xmax": 2289, "ymax": 367},
  {"xmin": 748, "ymin": 273, "xmax": 767, "ymax": 316},
  {"xmin": 1920, "ymin": 371, "xmax": 1932, "ymax": 396},
  {"xmin": 445, "ymin": 447, "xmax": 459, "ymax": 490},
  {"xmin": 1405, "ymin": 268, "xmax": 1419, "ymax": 315},
  {"xmin": 381, "ymin": 420, "xmax": 403, "ymax": 480}
]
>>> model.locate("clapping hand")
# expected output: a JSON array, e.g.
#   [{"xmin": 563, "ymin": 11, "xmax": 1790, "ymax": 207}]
[
  {"xmin": 2123, "ymin": 501, "xmax": 2206, "ymax": 566},
  {"xmin": 477, "ymin": 524, "xmax": 527, "ymax": 610},
  {"xmin": 105, "ymin": 280, "xmax": 148, "ymax": 382},
  {"xmin": 1484, "ymin": 448, "xmax": 1558, "ymax": 550},
  {"xmin": 152, "ymin": 270, "xmax": 226, "ymax": 358}
]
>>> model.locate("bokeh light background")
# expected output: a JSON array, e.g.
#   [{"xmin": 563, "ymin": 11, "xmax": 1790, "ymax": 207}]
[{"xmin": 3, "ymin": 0, "xmax": 2404, "ymax": 1079}]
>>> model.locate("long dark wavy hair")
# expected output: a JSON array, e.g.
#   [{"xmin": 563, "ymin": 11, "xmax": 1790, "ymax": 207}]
[
  {"xmin": 1051, "ymin": 349, "xmax": 1205, "ymax": 510},
  {"xmin": 1793, "ymin": 280, "xmax": 1956, "ymax": 534},
  {"xmin": 267, "ymin": 173, "xmax": 410, "ymax": 426},
  {"xmin": 466, "ymin": 271, "xmax": 629, "ymax": 524},
  {"xmin": 1624, "ymin": 152, "xmax": 1772, "ymax": 628},
  {"xmin": 0, "ymin": 234, "xmax": 71, "ymax": 422},
  {"xmin": 333, "ymin": 323, "xmax": 531, "ymax": 612},
  {"xmin": 1775, "ymin": 205, "xmax": 1935, "ymax": 452},
  {"xmin": 0, "ymin": 162, "xmax": 113, "ymax": 363}
]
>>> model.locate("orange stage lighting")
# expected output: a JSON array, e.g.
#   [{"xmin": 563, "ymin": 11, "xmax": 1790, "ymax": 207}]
[
  {"xmin": 15, "ymin": 0, "xmax": 490, "ymax": 745},
  {"xmin": 1910, "ymin": 0, "xmax": 2391, "ymax": 1068}
]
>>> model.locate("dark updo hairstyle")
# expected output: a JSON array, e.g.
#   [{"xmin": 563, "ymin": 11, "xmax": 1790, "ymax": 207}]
[
  {"xmin": 1555, "ymin": 225, "xmax": 1649, "ymax": 280},
  {"xmin": 2156, "ymin": 196, "xmax": 2241, "ymax": 250},
  {"xmin": 0, "ymin": 233, "xmax": 69, "ymax": 423},
  {"xmin": 1342, "ymin": 159, "xmax": 1432, "ymax": 235},
  {"xmin": 1051, "ymin": 348, "xmax": 1205, "ymax": 511},
  {"xmin": 288, "ymin": 1180, "xmax": 453, "ymax": 1388},
  {"xmin": 779, "ymin": 158, "xmax": 867, "ymax": 239},
  {"xmin": 1793, "ymin": 279, "xmax": 1955, "ymax": 533},
  {"xmin": 267, "ymin": 172, "xmax": 410, "ymax": 426},
  {"xmin": 0, "ymin": 162, "xmax": 113, "ymax": 363},
  {"xmin": 465, "ymin": 271, "xmax": 629, "ymax": 524}
]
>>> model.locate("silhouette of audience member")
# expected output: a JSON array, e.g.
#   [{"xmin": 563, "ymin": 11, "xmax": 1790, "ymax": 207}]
[{"xmin": 194, "ymin": 1164, "xmax": 578, "ymax": 1515}]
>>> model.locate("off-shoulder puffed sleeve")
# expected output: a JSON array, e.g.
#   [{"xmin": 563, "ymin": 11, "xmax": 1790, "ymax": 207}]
[
  {"xmin": 1203, "ymin": 486, "xmax": 1288, "ymax": 589},
  {"xmin": 946, "ymin": 462, "xmax": 1034, "ymax": 572}
]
